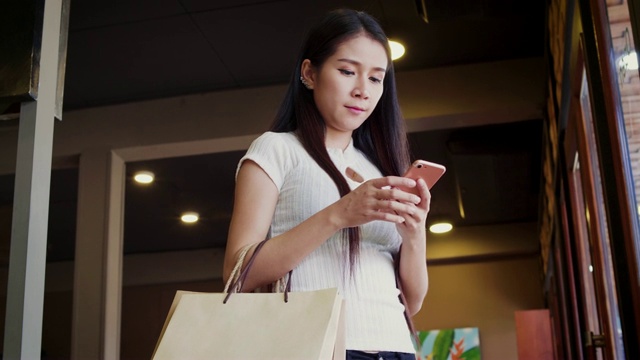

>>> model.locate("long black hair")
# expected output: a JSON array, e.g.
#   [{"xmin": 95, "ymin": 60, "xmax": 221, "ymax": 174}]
[{"xmin": 270, "ymin": 9, "xmax": 411, "ymax": 270}]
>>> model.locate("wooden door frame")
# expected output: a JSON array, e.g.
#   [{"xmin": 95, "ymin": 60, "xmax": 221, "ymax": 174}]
[
  {"xmin": 563, "ymin": 37, "xmax": 618, "ymax": 359},
  {"xmin": 579, "ymin": 0, "xmax": 640, "ymax": 357}
]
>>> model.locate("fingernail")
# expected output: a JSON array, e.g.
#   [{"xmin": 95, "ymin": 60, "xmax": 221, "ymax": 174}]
[{"xmin": 346, "ymin": 167, "xmax": 364, "ymax": 183}]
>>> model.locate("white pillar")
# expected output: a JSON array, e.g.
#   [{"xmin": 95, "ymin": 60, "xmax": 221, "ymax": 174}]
[
  {"xmin": 3, "ymin": 0, "xmax": 64, "ymax": 358},
  {"xmin": 71, "ymin": 149, "xmax": 125, "ymax": 359}
]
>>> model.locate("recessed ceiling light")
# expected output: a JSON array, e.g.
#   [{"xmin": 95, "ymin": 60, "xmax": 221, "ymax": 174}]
[
  {"xmin": 388, "ymin": 40, "xmax": 405, "ymax": 61},
  {"xmin": 181, "ymin": 212, "xmax": 199, "ymax": 224},
  {"xmin": 133, "ymin": 171, "xmax": 154, "ymax": 184},
  {"xmin": 429, "ymin": 222, "xmax": 453, "ymax": 234}
]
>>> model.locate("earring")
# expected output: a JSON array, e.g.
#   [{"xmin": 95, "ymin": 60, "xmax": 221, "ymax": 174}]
[{"xmin": 300, "ymin": 76, "xmax": 312, "ymax": 90}]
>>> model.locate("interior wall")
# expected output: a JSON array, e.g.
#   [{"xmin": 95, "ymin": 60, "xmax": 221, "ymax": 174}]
[
  {"xmin": 414, "ymin": 257, "xmax": 544, "ymax": 359},
  {"xmin": 413, "ymin": 221, "xmax": 543, "ymax": 359},
  {"xmin": 0, "ymin": 256, "xmax": 541, "ymax": 360},
  {"xmin": 131, "ymin": 252, "xmax": 543, "ymax": 360},
  {"xmin": 0, "ymin": 221, "xmax": 540, "ymax": 359},
  {"xmin": 0, "ymin": 57, "xmax": 545, "ymax": 175},
  {"xmin": 120, "ymin": 280, "xmax": 224, "ymax": 360},
  {"xmin": 0, "ymin": 289, "xmax": 74, "ymax": 359}
]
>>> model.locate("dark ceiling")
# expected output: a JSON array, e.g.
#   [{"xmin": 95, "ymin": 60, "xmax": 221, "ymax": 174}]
[
  {"xmin": 1, "ymin": 0, "xmax": 547, "ymax": 262},
  {"xmin": 63, "ymin": 0, "xmax": 545, "ymax": 110}
]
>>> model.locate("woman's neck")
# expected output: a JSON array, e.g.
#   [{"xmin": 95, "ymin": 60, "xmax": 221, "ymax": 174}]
[{"xmin": 324, "ymin": 130, "xmax": 353, "ymax": 150}]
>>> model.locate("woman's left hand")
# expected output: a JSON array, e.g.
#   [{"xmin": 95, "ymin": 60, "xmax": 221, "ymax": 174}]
[{"xmin": 394, "ymin": 177, "xmax": 430, "ymax": 241}]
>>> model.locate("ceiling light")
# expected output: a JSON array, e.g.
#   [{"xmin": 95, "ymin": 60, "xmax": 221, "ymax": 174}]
[
  {"xmin": 181, "ymin": 212, "xmax": 199, "ymax": 224},
  {"xmin": 133, "ymin": 171, "xmax": 154, "ymax": 184},
  {"xmin": 429, "ymin": 222, "xmax": 453, "ymax": 234},
  {"xmin": 388, "ymin": 40, "xmax": 405, "ymax": 61}
]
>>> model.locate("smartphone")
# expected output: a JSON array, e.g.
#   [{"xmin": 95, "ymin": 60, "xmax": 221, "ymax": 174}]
[{"xmin": 397, "ymin": 160, "xmax": 446, "ymax": 194}]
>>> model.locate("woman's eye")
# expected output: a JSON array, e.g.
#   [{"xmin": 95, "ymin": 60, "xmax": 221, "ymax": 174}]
[
  {"xmin": 369, "ymin": 77, "xmax": 382, "ymax": 84},
  {"xmin": 339, "ymin": 69, "xmax": 355, "ymax": 76}
]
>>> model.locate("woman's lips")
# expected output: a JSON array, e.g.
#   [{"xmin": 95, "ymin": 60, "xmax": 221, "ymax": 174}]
[{"xmin": 345, "ymin": 106, "xmax": 365, "ymax": 114}]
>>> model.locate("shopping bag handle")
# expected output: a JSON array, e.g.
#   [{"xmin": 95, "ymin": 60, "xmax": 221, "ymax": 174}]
[{"xmin": 223, "ymin": 239, "xmax": 292, "ymax": 304}]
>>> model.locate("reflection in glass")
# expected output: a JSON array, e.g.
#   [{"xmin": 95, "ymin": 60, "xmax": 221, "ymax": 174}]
[
  {"xmin": 608, "ymin": 1, "xmax": 640, "ymax": 220},
  {"xmin": 606, "ymin": 0, "xmax": 640, "ymax": 355}
]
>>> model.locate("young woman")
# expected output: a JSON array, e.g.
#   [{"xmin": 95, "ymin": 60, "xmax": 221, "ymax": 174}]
[{"xmin": 223, "ymin": 8, "xmax": 430, "ymax": 359}]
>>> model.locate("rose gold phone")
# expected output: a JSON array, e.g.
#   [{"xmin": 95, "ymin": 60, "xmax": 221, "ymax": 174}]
[{"xmin": 397, "ymin": 160, "xmax": 446, "ymax": 194}]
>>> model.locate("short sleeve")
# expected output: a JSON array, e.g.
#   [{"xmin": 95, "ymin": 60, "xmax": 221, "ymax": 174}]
[{"xmin": 236, "ymin": 132, "xmax": 296, "ymax": 190}]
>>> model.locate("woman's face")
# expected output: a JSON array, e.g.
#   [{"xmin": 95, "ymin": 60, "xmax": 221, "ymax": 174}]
[{"xmin": 303, "ymin": 34, "xmax": 388, "ymax": 138}]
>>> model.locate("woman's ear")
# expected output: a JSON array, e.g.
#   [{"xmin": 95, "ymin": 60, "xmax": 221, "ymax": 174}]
[{"xmin": 300, "ymin": 59, "xmax": 315, "ymax": 90}]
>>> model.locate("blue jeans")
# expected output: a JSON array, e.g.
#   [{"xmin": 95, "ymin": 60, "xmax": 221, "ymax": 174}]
[{"xmin": 346, "ymin": 350, "xmax": 416, "ymax": 360}]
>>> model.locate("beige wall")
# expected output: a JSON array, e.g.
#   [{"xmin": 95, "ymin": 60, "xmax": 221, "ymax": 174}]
[
  {"xmin": 413, "ymin": 222, "xmax": 543, "ymax": 359},
  {"xmin": 0, "ymin": 57, "xmax": 544, "ymax": 174},
  {"xmin": 416, "ymin": 257, "xmax": 543, "ymax": 359},
  {"xmin": 0, "ymin": 222, "xmax": 542, "ymax": 359}
]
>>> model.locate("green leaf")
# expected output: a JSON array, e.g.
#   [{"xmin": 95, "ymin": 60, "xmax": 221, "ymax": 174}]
[
  {"xmin": 432, "ymin": 329, "xmax": 454, "ymax": 360},
  {"xmin": 419, "ymin": 331, "xmax": 430, "ymax": 344},
  {"xmin": 461, "ymin": 346, "xmax": 481, "ymax": 360}
]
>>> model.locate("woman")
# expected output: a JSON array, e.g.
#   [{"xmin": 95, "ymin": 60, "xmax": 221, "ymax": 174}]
[{"xmin": 223, "ymin": 8, "xmax": 430, "ymax": 359}]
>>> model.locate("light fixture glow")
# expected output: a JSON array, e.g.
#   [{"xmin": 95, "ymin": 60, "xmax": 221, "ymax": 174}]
[
  {"xmin": 181, "ymin": 212, "xmax": 199, "ymax": 224},
  {"xmin": 429, "ymin": 222, "xmax": 453, "ymax": 234},
  {"xmin": 388, "ymin": 40, "xmax": 405, "ymax": 61},
  {"xmin": 621, "ymin": 51, "xmax": 639, "ymax": 70},
  {"xmin": 133, "ymin": 171, "xmax": 154, "ymax": 184}
]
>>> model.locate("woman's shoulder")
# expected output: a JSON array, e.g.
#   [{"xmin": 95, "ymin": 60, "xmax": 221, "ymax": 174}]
[
  {"xmin": 241, "ymin": 131, "xmax": 305, "ymax": 185},
  {"xmin": 256, "ymin": 131, "xmax": 298, "ymax": 142},
  {"xmin": 250, "ymin": 131, "xmax": 303, "ymax": 152}
]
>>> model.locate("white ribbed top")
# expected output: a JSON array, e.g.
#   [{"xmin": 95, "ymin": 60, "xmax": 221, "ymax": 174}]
[{"xmin": 237, "ymin": 131, "xmax": 414, "ymax": 352}]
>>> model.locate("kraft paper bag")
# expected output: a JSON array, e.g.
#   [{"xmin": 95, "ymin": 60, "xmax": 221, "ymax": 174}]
[{"xmin": 152, "ymin": 287, "xmax": 345, "ymax": 360}]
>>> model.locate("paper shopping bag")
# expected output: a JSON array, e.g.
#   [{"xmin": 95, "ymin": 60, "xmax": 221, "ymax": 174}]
[{"xmin": 152, "ymin": 287, "xmax": 345, "ymax": 360}]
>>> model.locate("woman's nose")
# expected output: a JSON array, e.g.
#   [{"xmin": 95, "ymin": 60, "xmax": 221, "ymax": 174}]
[{"xmin": 352, "ymin": 86, "xmax": 370, "ymax": 99}]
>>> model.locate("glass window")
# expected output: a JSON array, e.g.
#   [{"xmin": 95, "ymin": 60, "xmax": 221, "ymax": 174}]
[
  {"xmin": 606, "ymin": 1, "xmax": 640, "ymax": 275},
  {"xmin": 580, "ymin": 68, "xmax": 626, "ymax": 358},
  {"xmin": 607, "ymin": 0, "xmax": 640, "ymax": 215}
]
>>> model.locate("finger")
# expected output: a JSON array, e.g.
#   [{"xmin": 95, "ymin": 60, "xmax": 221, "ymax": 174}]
[
  {"xmin": 375, "ymin": 211, "xmax": 406, "ymax": 224},
  {"xmin": 345, "ymin": 167, "xmax": 365, "ymax": 183},
  {"xmin": 376, "ymin": 199, "xmax": 418, "ymax": 216},
  {"xmin": 369, "ymin": 176, "xmax": 416, "ymax": 189},
  {"xmin": 363, "ymin": 205, "xmax": 405, "ymax": 223},
  {"xmin": 379, "ymin": 187, "xmax": 421, "ymax": 204},
  {"xmin": 416, "ymin": 178, "xmax": 431, "ymax": 207}
]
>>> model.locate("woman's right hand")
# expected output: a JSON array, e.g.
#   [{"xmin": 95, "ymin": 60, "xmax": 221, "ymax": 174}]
[{"xmin": 330, "ymin": 171, "xmax": 422, "ymax": 229}]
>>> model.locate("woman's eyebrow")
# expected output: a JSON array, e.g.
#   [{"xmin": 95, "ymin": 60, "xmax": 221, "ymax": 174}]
[{"xmin": 337, "ymin": 58, "xmax": 386, "ymax": 72}]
